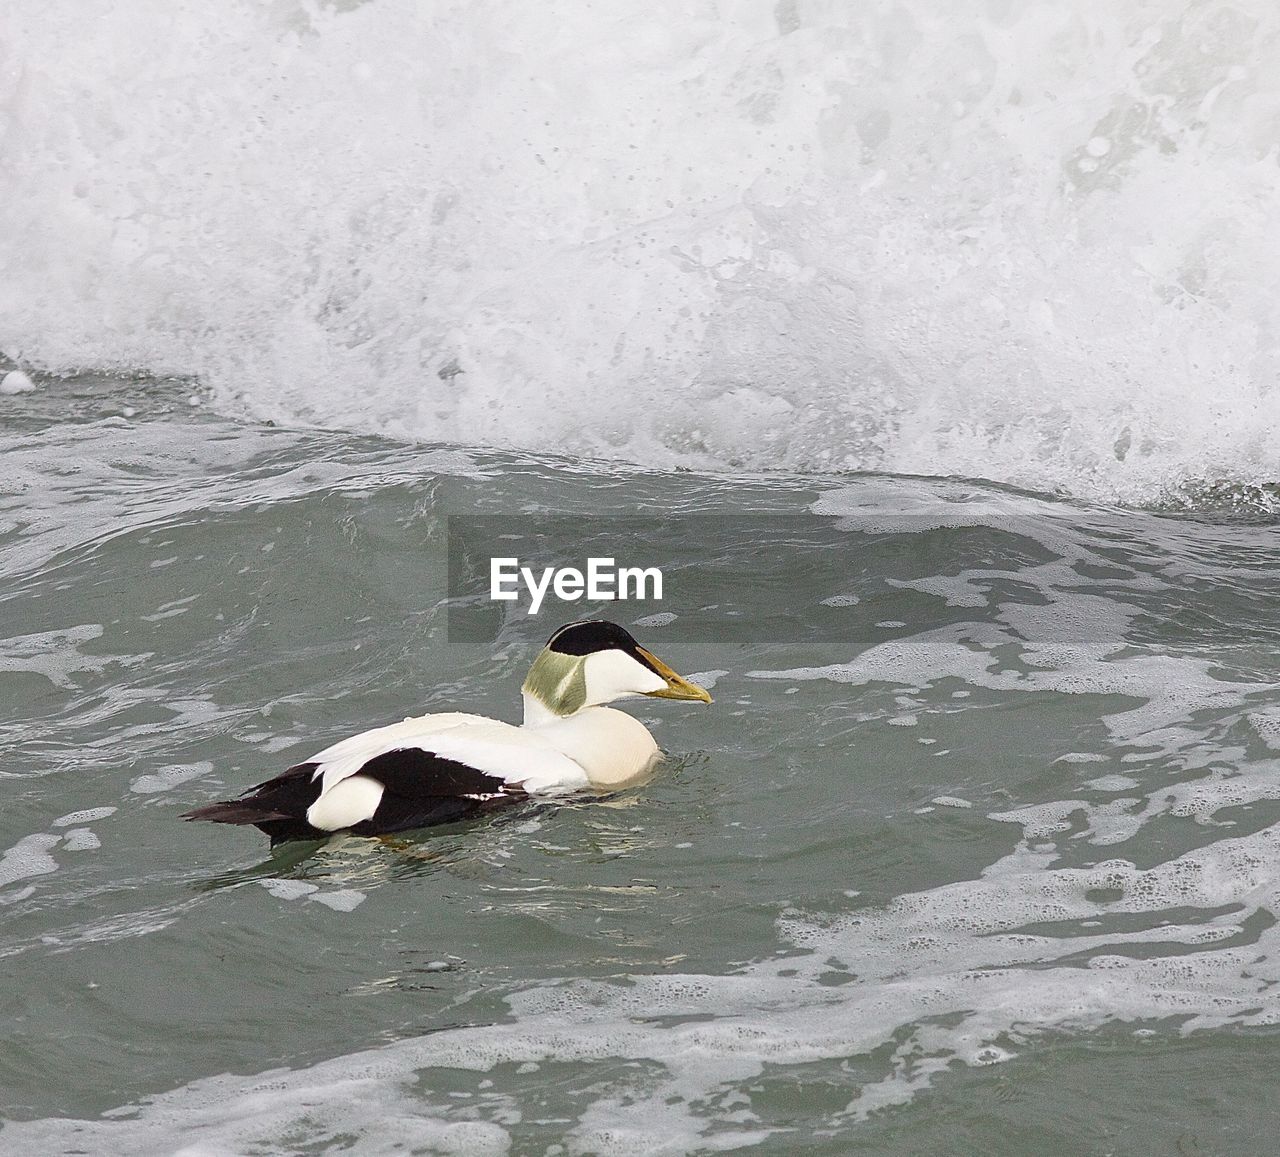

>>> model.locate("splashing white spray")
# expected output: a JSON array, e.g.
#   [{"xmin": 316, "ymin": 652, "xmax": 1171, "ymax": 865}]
[{"xmin": 3, "ymin": 0, "xmax": 1279, "ymax": 501}]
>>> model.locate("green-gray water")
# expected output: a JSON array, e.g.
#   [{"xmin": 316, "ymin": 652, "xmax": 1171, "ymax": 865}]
[{"xmin": 3, "ymin": 377, "xmax": 1279, "ymax": 1153}]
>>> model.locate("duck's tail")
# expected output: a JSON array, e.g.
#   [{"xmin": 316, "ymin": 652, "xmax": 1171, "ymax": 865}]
[
  {"xmin": 182, "ymin": 762, "xmax": 322, "ymax": 843},
  {"xmin": 181, "ymin": 800, "xmax": 292, "ymax": 826}
]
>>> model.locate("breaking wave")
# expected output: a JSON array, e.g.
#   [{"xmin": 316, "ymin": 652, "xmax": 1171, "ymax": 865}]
[{"xmin": 3, "ymin": 0, "xmax": 1279, "ymax": 502}]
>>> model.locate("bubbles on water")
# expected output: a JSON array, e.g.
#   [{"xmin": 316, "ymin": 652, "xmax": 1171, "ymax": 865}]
[
  {"xmin": 129, "ymin": 762, "xmax": 211, "ymax": 795},
  {"xmin": 0, "ymin": 810, "xmax": 116, "ymax": 895},
  {"xmin": 632, "ymin": 612, "xmax": 677, "ymax": 628},
  {"xmin": 1248, "ymin": 712, "xmax": 1280, "ymax": 750},
  {"xmin": 260, "ymin": 879, "xmax": 368, "ymax": 912},
  {"xmin": 61, "ymin": 805, "xmax": 1280, "ymax": 1145},
  {"xmin": 311, "ymin": 889, "xmax": 366, "ymax": 912},
  {"xmin": 261, "ymin": 880, "xmax": 319, "ymax": 901},
  {"xmin": 0, "ymin": 624, "xmax": 109, "ymax": 689},
  {"xmin": 685, "ymin": 669, "xmax": 729, "ymax": 690},
  {"xmin": 1082, "ymin": 773, "xmax": 1137, "ymax": 791},
  {"xmin": 889, "ymin": 574, "xmax": 989, "ymax": 607},
  {"xmin": 61, "ymin": 829, "xmax": 101, "ymax": 852},
  {"xmin": 751, "ymin": 548, "xmax": 1273, "ymax": 765},
  {"xmin": 1149, "ymin": 762, "xmax": 1280, "ymax": 825},
  {"xmin": 52, "ymin": 807, "xmax": 117, "ymax": 827},
  {"xmin": 0, "ymin": 834, "xmax": 60, "ymax": 889},
  {"xmin": 23, "ymin": 800, "xmax": 1280, "ymax": 1149},
  {"xmin": 240, "ymin": 732, "xmax": 306, "ymax": 754}
]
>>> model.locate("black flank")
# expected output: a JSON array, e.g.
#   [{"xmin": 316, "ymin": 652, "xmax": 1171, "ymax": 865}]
[
  {"xmin": 183, "ymin": 751, "xmax": 525, "ymax": 843},
  {"xmin": 351, "ymin": 748, "xmax": 518, "ymax": 837},
  {"xmin": 357, "ymin": 748, "xmax": 507, "ymax": 798}
]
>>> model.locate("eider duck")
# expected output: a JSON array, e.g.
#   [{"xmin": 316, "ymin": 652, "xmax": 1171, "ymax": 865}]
[{"xmin": 183, "ymin": 620, "xmax": 711, "ymax": 843}]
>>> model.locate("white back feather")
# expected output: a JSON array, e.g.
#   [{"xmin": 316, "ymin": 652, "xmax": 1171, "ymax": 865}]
[{"xmin": 309, "ymin": 712, "xmax": 588, "ymax": 798}]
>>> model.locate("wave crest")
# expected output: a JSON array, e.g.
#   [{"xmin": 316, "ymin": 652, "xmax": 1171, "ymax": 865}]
[{"xmin": 3, "ymin": 0, "xmax": 1278, "ymax": 502}]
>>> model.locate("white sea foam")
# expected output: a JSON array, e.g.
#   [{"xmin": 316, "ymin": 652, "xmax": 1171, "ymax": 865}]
[
  {"xmin": 631, "ymin": 612, "xmax": 677, "ymax": 628},
  {"xmin": 748, "ymin": 604, "xmax": 1277, "ymax": 756},
  {"xmin": 129, "ymin": 762, "xmax": 212, "ymax": 795},
  {"xmin": 1083, "ymin": 774, "xmax": 1141, "ymax": 792},
  {"xmin": 1249, "ymin": 711, "xmax": 1280, "ymax": 750},
  {"xmin": 60, "ymin": 830, "xmax": 101, "ymax": 852},
  {"xmin": 52, "ymin": 807, "xmax": 117, "ymax": 827},
  {"xmin": 4, "ymin": 1, "xmax": 1279, "ymax": 503},
  {"xmin": 261, "ymin": 880, "xmax": 319, "ymax": 901},
  {"xmin": 0, "ymin": 625, "xmax": 108, "ymax": 689},
  {"xmin": 11, "ymin": 801, "xmax": 1280, "ymax": 1151},
  {"xmin": 0, "ymin": 834, "xmax": 60, "ymax": 889},
  {"xmin": 310, "ymin": 889, "xmax": 366, "ymax": 912}
]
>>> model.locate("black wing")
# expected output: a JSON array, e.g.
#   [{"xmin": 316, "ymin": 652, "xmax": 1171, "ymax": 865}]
[
  {"xmin": 183, "ymin": 749, "xmax": 524, "ymax": 843},
  {"xmin": 346, "ymin": 748, "xmax": 518, "ymax": 837}
]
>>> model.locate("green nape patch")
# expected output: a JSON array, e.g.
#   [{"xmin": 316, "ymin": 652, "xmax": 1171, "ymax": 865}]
[{"xmin": 521, "ymin": 649, "xmax": 587, "ymax": 716}]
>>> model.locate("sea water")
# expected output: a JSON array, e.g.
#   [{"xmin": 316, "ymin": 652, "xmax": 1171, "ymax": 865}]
[{"xmin": 3, "ymin": 2, "xmax": 1280, "ymax": 1153}]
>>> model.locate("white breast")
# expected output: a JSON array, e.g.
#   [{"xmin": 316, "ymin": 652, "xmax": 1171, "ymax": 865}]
[{"xmin": 529, "ymin": 707, "xmax": 661, "ymax": 789}]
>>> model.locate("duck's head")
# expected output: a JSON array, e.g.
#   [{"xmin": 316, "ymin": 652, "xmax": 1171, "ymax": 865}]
[{"xmin": 522, "ymin": 620, "xmax": 712, "ymax": 719}]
